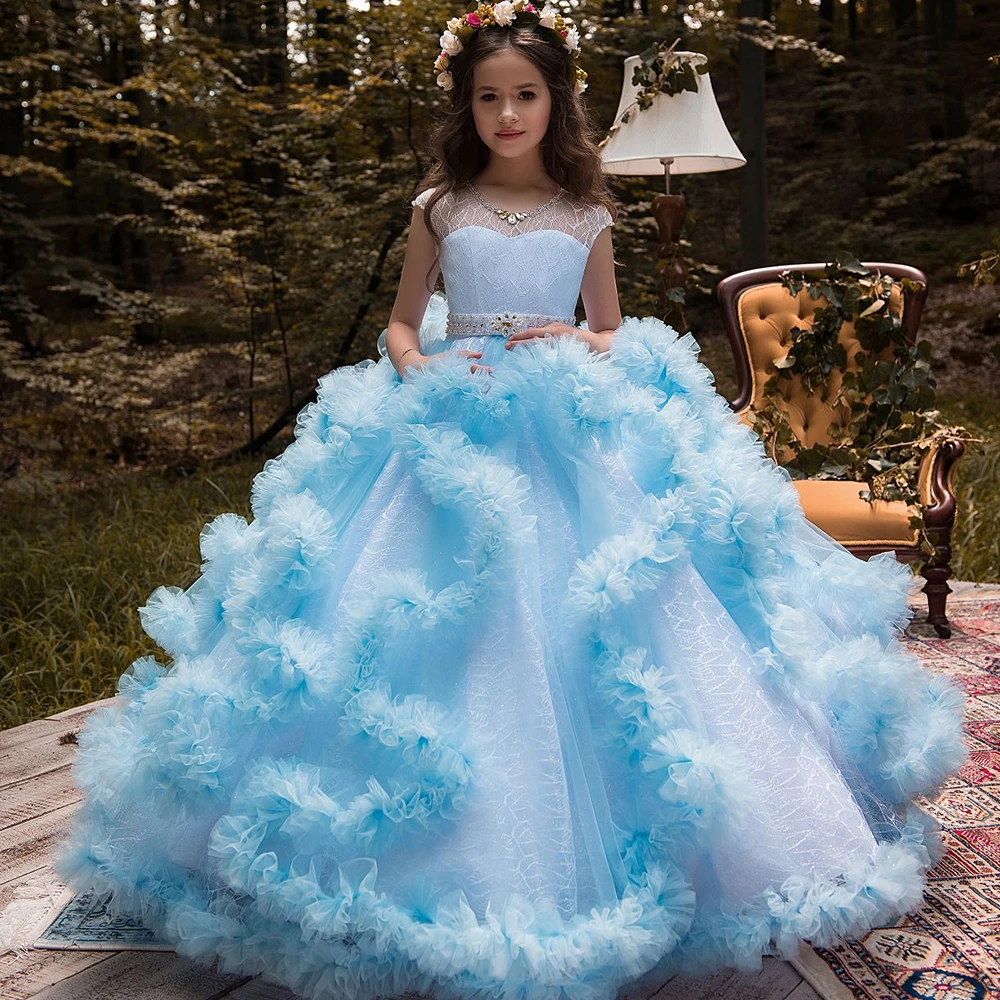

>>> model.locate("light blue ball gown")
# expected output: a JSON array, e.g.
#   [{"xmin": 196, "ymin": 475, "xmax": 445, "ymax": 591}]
[{"xmin": 55, "ymin": 183, "xmax": 968, "ymax": 1000}]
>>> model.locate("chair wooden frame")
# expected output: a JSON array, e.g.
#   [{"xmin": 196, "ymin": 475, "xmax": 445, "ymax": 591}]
[{"xmin": 717, "ymin": 262, "xmax": 966, "ymax": 638}]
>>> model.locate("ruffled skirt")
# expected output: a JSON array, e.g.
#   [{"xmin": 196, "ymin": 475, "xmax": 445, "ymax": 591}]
[{"xmin": 55, "ymin": 298, "xmax": 968, "ymax": 1000}]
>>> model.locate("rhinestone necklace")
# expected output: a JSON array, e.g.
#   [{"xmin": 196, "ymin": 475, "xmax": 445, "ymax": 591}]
[{"xmin": 468, "ymin": 183, "xmax": 563, "ymax": 226}]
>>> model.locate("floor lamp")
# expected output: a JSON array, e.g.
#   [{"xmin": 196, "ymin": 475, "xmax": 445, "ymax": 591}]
[{"xmin": 600, "ymin": 51, "xmax": 745, "ymax": 333}]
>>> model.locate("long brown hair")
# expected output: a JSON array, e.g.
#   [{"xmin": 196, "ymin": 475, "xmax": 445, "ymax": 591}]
[{"xmin": 413, "ymin": 23, "xmax": 618, "ymax": 291}]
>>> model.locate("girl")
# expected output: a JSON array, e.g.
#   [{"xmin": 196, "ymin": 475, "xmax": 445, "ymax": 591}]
[{"xmin": 55, "ymin": 4, "xmax": 967, "ymax": 1000}]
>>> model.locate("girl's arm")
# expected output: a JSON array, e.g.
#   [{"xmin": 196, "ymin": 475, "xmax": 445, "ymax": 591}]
[
  {"xmin": 578, "ymin": 226, "xmax": 622, "ymax": 354},
  {"xmin": 385, "ymin": 204, "xmax": 441, "ymax": 375}
]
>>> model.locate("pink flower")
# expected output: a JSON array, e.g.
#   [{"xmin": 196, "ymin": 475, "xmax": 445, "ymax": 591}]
[
  {"xmin": 524, "ymin": 3, "xmax": 535, "ymax": 9},
  {"xmin": 466, "ymin": 12, "xmax": 482, "ymax": 25},
  {"xmin": 559, "ymin": 28, "xmax": 567, "ymax": 35}
]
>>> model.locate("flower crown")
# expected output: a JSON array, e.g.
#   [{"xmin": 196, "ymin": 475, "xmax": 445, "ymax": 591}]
[{"xmin": 435, "ymin": 2, "xmax": 588, "ymax": 96}]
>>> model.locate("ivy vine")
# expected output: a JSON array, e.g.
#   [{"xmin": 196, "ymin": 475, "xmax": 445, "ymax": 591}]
[
  {"xmin": 750, "ymin": 253, "xmax": 969, "ymax": 561},
  {"xmin": 597, "ymin": 40, "xmax": 708, "ymax": 151}
]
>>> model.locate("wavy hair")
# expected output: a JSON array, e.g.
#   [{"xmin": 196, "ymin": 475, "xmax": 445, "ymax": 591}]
[{"xmin": 412, "ymin": 23, "xmax": 618, "ymax": 291}]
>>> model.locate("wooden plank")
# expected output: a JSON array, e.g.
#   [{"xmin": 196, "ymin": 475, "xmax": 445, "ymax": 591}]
[
  {"xmin": 0, "ymin": 865, "xmax": 63, "ymax": 919},
  {"xmin": 0, "ymin": 731, "xmax": 79, "ymax": 791},
  {"xmin": 218, "ymin": 977, "xmax": 298, "ymax": 999},
  {"xmin": 784, "ymin": 982, "xmax": 822, "ymax": 1000},
  {"xmin": 0, "ymin": 721, "xmax": 65, "ymax": 756},
  {"xmin": 650, "ymin": 958, "xmax": 806, "ymax": 1000},
  {"xmin": 1, "ymin": 767, "xmax": 80, "ymax": 833},
  {"xmin": 46, "ymin": 699, "xmax": 117, "ymax": 722},
  {"xmin": 1, "ymin": 698, "xmax": 111, "ymax": 788},
  {"xmin": 617, "ymin": 959, "xmax": 675, "ymax": 1000},
  {"xmin": 0, "ymin": 697, "xmax": 111, "ymax": 756},
  {"xmin": 789, "ymin": 948, "xmax": 855, "ymax": 1000},
  {"xmin": 0, "ymin": 802, "xmax": 81, "ymax": 884},
  {"xmin": 2, "ymin": 864, "xmax": 48, "ymax": 890},
  {"xmin": 0, "ymin": 948, "xmax": 114, "ymax": 1000},
  {"xmin": 30, "ymin": 951, "xmax": 248, "ymax": 1000}
]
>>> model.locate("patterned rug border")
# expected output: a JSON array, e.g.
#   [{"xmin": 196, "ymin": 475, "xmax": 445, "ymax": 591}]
[
  {"xmin": 799, "ymin": 593, "xmax": 1000, "ymax": 1000},
  {"xmin": 31, "ymin": 886, "xmax": 176, "ymax": 952}
]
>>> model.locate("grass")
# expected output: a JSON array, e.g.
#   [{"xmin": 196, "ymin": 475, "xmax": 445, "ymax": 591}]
[
  {"xmin": 1, "ymin": 404, "xmax": 997, "ymax": 731},
  {"xmin": 939, "ymin": 398, "xmax": 1000, "ymax": 584},
  {"xmin": 0, "ymin": 460, "xmax": 260, "ymax": 729}
]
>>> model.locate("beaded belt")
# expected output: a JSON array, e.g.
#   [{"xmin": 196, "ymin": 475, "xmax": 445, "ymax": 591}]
[{"xmin": 445, "ymin": 311, "xmax": 577, "ymax": 338}]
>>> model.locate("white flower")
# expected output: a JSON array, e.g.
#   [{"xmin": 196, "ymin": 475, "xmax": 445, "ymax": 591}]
[
  {"xmin": 446, "ymin": 16, "xmax": 462, "ymax": 31},
  {"xmin": 574, "ymin": 75, "xmax": 587, "ymax": 94},
  {"xmin": 538, "ymin": 5, "xmax": 557, "ymax": 27},
  {"xmin": 440, "ymin": 30, "xmax": 463, "ymax": 56},
  {"xmin": 437, "ymin": 70, "xmax": 454, "ymax": 91},
  {"xmin": 434, "ymin": 52, "xmax": 449, "ymax": 71},
  {"xmin": 493, "ymin": 1, "xmax": 516, "ymax": 25},
  {"xmin": 564, "ymin": 24, "xmax": 580, "ymax": 52}
]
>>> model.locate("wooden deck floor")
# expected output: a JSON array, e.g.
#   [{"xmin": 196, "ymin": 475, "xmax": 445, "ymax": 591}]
[{"xmin": 1, "ymin": 700, "xmax": 823, "ymax": 1000}]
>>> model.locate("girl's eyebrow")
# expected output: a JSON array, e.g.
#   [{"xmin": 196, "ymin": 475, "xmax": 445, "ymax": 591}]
[{"xmin": 476, "ymin": 82, "xmax": 539, "ymax": 91}]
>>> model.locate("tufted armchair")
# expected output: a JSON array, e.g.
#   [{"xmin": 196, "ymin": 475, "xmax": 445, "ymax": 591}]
[{"xmin": 716, "ymin": 263, "xmax": 965, "ymax": 638}]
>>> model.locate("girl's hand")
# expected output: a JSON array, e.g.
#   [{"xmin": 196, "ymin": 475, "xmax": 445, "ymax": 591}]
[
  {"xmin": 460, "ymin": 349, "xmax": 492, "ymax": 375},
  {"xmin": 399, "ymin": 349, "xmax": 488, "ymax": 378},
  {"xmin": 504, "ymin": 322, "xmax": 581, "ymax": 349}
]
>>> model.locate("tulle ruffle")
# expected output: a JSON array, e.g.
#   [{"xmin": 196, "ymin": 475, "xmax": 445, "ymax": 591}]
[{"xmin": 55, "ymin": 303, "xmax": 967, "ymax": 1000}]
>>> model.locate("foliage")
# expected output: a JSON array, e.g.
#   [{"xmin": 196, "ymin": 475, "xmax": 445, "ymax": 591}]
[
  {"xmin": 958, "ymin": 233, "xmax": 1000, "ymax": 324},
  {"xmin": 939, "ymin": 399, "xmax": 1000, "ymax": 585},
  {"xmin": 596, "ymin": 39, "xmax": 707, "ymax": 151},
  {"xmin": 0, "ymin": 0, "xmax": 997, "ymax": 467},
  {"xmin": 749, "ymin": 254, "xmax": 971, "ymax": 561}
]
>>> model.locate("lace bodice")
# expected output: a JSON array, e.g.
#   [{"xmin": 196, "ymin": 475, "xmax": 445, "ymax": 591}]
[{"xmin": 412, "ymin": 184, "xmax": 612, "ymax": 320}]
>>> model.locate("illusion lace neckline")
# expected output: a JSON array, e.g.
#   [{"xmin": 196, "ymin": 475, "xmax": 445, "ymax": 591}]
[{"xmin": 466, "ymin": 183, "xmax": 565, "ymax": 222}]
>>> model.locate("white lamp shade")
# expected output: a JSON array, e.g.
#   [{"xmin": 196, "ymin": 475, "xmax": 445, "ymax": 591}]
[{"xmin": 601, "ymin": 52, "xmax": 746, "ymax": 176}]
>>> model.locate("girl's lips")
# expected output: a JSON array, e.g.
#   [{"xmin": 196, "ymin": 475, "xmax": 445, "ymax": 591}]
[{"xmin": 496, "ymin": 131, "xmax": 524, "ymax": 139}]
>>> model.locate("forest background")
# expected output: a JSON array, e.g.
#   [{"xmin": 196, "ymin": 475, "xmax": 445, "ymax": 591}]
[{"xmin": 1, "ymin": 0, "xmax": 998, "ymax": 727}]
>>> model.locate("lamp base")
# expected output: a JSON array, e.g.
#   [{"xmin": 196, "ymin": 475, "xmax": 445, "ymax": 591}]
[{"xmin": 652, "ymin": 192, "xmax": 689, "ymax": 333}]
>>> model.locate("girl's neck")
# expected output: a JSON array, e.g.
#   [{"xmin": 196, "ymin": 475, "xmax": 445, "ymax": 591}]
[{"xmin": 474, "ymin": 152, "xmax": 555, "ymax": 194}]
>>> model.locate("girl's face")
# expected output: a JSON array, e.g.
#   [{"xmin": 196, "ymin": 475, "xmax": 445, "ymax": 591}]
[{"xmin": 471, "ymin": 48, "xmax": 552, "ymax": 160}]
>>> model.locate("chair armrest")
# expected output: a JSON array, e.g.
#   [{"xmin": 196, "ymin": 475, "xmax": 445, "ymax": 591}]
[{"xmin": 918, "ymin": 437, "xmax": 966, "ymax": 529}]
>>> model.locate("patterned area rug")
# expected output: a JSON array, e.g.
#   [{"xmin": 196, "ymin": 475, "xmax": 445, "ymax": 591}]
[
  {"xmin": 32, "ymin": 886, "xmax": 174, "ymax": 950},
  {"xmin": 794, "ymin": 584, "xmax": 1000, "ymax": 1000}
]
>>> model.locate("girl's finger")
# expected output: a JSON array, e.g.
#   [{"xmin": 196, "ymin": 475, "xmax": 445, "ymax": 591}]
[
  {"xmin": 506, "ymin": 330, "xmax": 544, "ymax": 348},
  {"xmin": 506, "ymin": 328, "xmax": 541, "ymax": 343}
]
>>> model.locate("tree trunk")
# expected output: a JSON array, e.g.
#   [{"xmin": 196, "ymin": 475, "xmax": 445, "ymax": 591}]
[
  {"xmin": 890, "ymin": 0, "xmax": 919, "ymax": 40},
  {"xmin": 739, "ymin": 0, "xmax": 768, "ymax": 269},
  {"xmin": 938, "ymin": 0, "xmax": 966, "ymax": 139},
  {"xmin": 123, "ymin": 0, "xmax": 156, "ymax": 344},
  {"xmin": 0, "ymin": 11, "xmax": 28, "ymax": 344},
  {"xmin": 316, "ymin": 0, "xmax": 350, "ymax": 89},
  {"xmin": 818, "ymin": 0, "xmax": 834, "ymax": 45}
]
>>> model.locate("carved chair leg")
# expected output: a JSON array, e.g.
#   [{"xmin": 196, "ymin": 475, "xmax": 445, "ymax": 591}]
[{"xmin": 921, "ymin": 530, "xmax": 955, "ymax": 639}]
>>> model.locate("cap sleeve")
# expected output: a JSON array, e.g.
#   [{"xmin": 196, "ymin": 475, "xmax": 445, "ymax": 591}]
[
  {"xmin": 579, "ymin": 203, "xmax": 613, "ymax": 250},
  {"xmin": 411, "ymin": 186, "xmax": 435, "ymax": 209}
]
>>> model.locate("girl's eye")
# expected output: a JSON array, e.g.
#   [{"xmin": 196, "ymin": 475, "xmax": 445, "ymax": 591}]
[{"xmin": 481, "ymin": 92, "xmax": 536, "ymax": 101}]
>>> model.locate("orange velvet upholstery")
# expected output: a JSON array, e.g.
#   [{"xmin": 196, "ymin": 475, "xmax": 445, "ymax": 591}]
[
  {"xmin": 792, "ymin": 480, "xmax": 919, "ymax": 546},
  {"xmin": 733, "ymin": 281, "xmax": 919, "ymax": 545},
  {"xmin": 735, "ymin": 281, "xmax": 903, "ymax": 453},
  {"xmin": 717, "ymin": 263, "xmax": 964, "ymax": 637}
]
